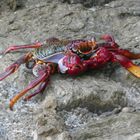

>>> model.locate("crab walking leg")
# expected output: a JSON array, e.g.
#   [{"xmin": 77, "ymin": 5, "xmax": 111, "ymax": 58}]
[
  {"xmin": 9, "ymin": 70, "xmax": 50, "ymax": 110},
  {"xmin": 0, "ymin": 67, "xmax": 16, "ymax": 81},
  {"xmin": 24, "ymin": 79, "xmax": 49, "ymax": 101},
  {"xmin": 1, "ymin": 42, "xmax": 42, "ymax": 55},
  {"xmin": 101, "ymin": 34, "xmax": 140, "ymax": 59},
  {"xmin": 107, "ymin": 48, "xmax": 140, "ymax": 60},
  {"xmin": 112, "ymin": 53, "xmax": 140, "ymax": 78},
  {"xmin": 107, "ymin": 48, "xmax": 140, "ymax": 59},
  {"xmin": 117, "ymin": 49, "xmax": 140, "ymax": 59},
  {"xmin": 0, "ymin": 53, "xmax": 33, "ymax": 81}
]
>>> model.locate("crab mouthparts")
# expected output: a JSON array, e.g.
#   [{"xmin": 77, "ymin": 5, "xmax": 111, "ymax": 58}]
[{"xmin": 79, "ymin": 46, "xmax": 93, "ymax": 54}]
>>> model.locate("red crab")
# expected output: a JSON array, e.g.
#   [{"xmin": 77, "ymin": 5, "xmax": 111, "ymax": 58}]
[{"xmin": 0, "ymin": 34, "xmax": 140, "ymax": 110}]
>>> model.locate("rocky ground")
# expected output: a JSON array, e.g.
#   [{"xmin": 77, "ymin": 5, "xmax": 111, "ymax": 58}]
[{"xmin": 0, "ymin": 0, "xmax": 140, "ymax": 140}]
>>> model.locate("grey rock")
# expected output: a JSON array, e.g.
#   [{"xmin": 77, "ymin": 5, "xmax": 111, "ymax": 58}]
[
  {"xmin": 122, "ymin": 107, "xmax": 136, "ymax": 113},
  {"xmin": 48, "ymin": 76, "xmax": 127, "ymax": 112},
  {"xmin": 34, "ymin": 96, "xmax": 71, "ymax": 140},
  {"xmin": 71, "ymin": 112, "xmax": 140, "ymax": 140},
  {"xmin": 60, "ymin": 0, "xmax": 116, "ymax": 7},
  {"xmin": 0, "ymin": 0, "xmax": 140, "ymax": 140},
  {"xmin": 0, "ymin": 124, "xmax": 8, "ymax": 140}
]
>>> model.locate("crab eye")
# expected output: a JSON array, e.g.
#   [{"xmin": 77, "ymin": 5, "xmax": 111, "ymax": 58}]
[
  {"xmin": 90, "ymin": 37, "xmax": 96, "ymax": 42},
  {"xmin": 72, "ymin": 47, "xmax": 77, "ymax": 52}
]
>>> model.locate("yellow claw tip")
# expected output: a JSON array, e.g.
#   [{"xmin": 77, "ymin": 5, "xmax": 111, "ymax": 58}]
[{"xmin": 127, "ymin": 64, "xmax": 140, "ymax": 78}]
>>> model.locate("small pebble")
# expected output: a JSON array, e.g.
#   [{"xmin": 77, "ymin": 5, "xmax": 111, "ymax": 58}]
[{"xmin": 122, "ymin": 107, "xmax": 136, "ymax": 113}]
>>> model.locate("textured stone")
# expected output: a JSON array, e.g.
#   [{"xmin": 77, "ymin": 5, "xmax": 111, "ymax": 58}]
[
  {"xmin": 0, "ymin": 0, "xmax": 140, "ymax": 140},
  {"xmin": 71, "ymin": 112, "xmax": 140, "ymax": 140},
  {"xmin": 60, "ymin": 0, "xmax": 116, "ymax": 7}
]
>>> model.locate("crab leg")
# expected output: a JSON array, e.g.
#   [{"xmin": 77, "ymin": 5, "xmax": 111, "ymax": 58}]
[
  {"xmin": 117, "ymin": 49, "xmax": 140, "ymax": 59},
  {"xmin": 112, "ymin": 53, "xmax": 140, "ymax": 78},
  {"xmin": 9, "ymin": 69, "xmax": 51, "ymax": 110},
  {"xmin": 24, "ymin": 79, "xmax": 49, "ymax": 101},
  {"xmin": 107, "ymin": 48, "xmax": 140, "ymax": 60},
  {"xmin": 0, "ymin": 53, "xmax": 33, "ymax": 81},
  {"xmin": 1, "ymin": 42, "xmax": 42, "ymax": 55},
  {"xmin": 101, "ymin": 34, "xmax": 140, "ymax": 59}
]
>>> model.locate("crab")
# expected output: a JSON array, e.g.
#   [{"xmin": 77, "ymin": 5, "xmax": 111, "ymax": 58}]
[{"xmin": 0, "ymin": 34, "xmax": 140, "ymax": 110}]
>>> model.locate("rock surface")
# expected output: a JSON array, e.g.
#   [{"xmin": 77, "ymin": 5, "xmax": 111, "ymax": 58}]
[
  {"xmin": 0, "ymin": 0, "xmax": 140, "ymax": 140},
  {"xmin": 61, "ymin": 0, "xmax": 116, "ymax": 7}
]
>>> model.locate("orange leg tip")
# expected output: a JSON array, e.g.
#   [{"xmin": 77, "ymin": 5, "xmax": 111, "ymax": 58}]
[
  {"xmin": 9, "ymin": 107, "xmax": 13, "ymax": 111},
  {"xmin": 127, "ymin": 64, "xmax": 140, "ymax": 78},
  {"xmin": 9, "ymin": 102, "xmax": 14, "ymax": 111},
  {"xmin": 9, "ymin": 98, "xmax": 17, "ymax": 110}
]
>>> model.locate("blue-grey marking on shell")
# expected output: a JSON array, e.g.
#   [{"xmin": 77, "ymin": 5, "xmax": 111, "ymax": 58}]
[{"xmin": 33, "ymin": 42, "xmax": 66, "ymax": 60}]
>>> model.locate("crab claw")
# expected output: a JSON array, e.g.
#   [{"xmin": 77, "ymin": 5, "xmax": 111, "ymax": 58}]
[{"xmin": 112, "ymin": 53, "xmax": 140, "ymax": 78}]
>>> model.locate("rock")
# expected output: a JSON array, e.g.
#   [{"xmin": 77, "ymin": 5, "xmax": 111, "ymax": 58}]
[
  {"xmin": 71, "ymin": 112, "xmax": 140, "ymax": 140},
  {"xmin": 60, "ymin": 0, "xmax": 116, "ymax": 7},
  {"xmin": 0, "ymin": 124, "xmax": 8, "ymax": 140},
  {"xmin": 0, "ymin": 0, "xmax": 140, "ymax": 139},
  {"xmin": 122, "ymin": 107, "xmax": 136, "ymax": 113},
  {"xmin": 41, "ymin": 96, "xmax": 57, "ymax": 110},
  {"xmin": 34, "ymin": 131, "xmax": 72, "ymax": 140},
  {"xmin": 7, "ymin": 0, "xmax": 25, "ymax": 11},
  {"xmin": 47, "ymin": 76, "xmax": 127, "ymax": 113},
  {"xmin": 34, "ymin": 96, "xmax": 71, "ymax": 140}
]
